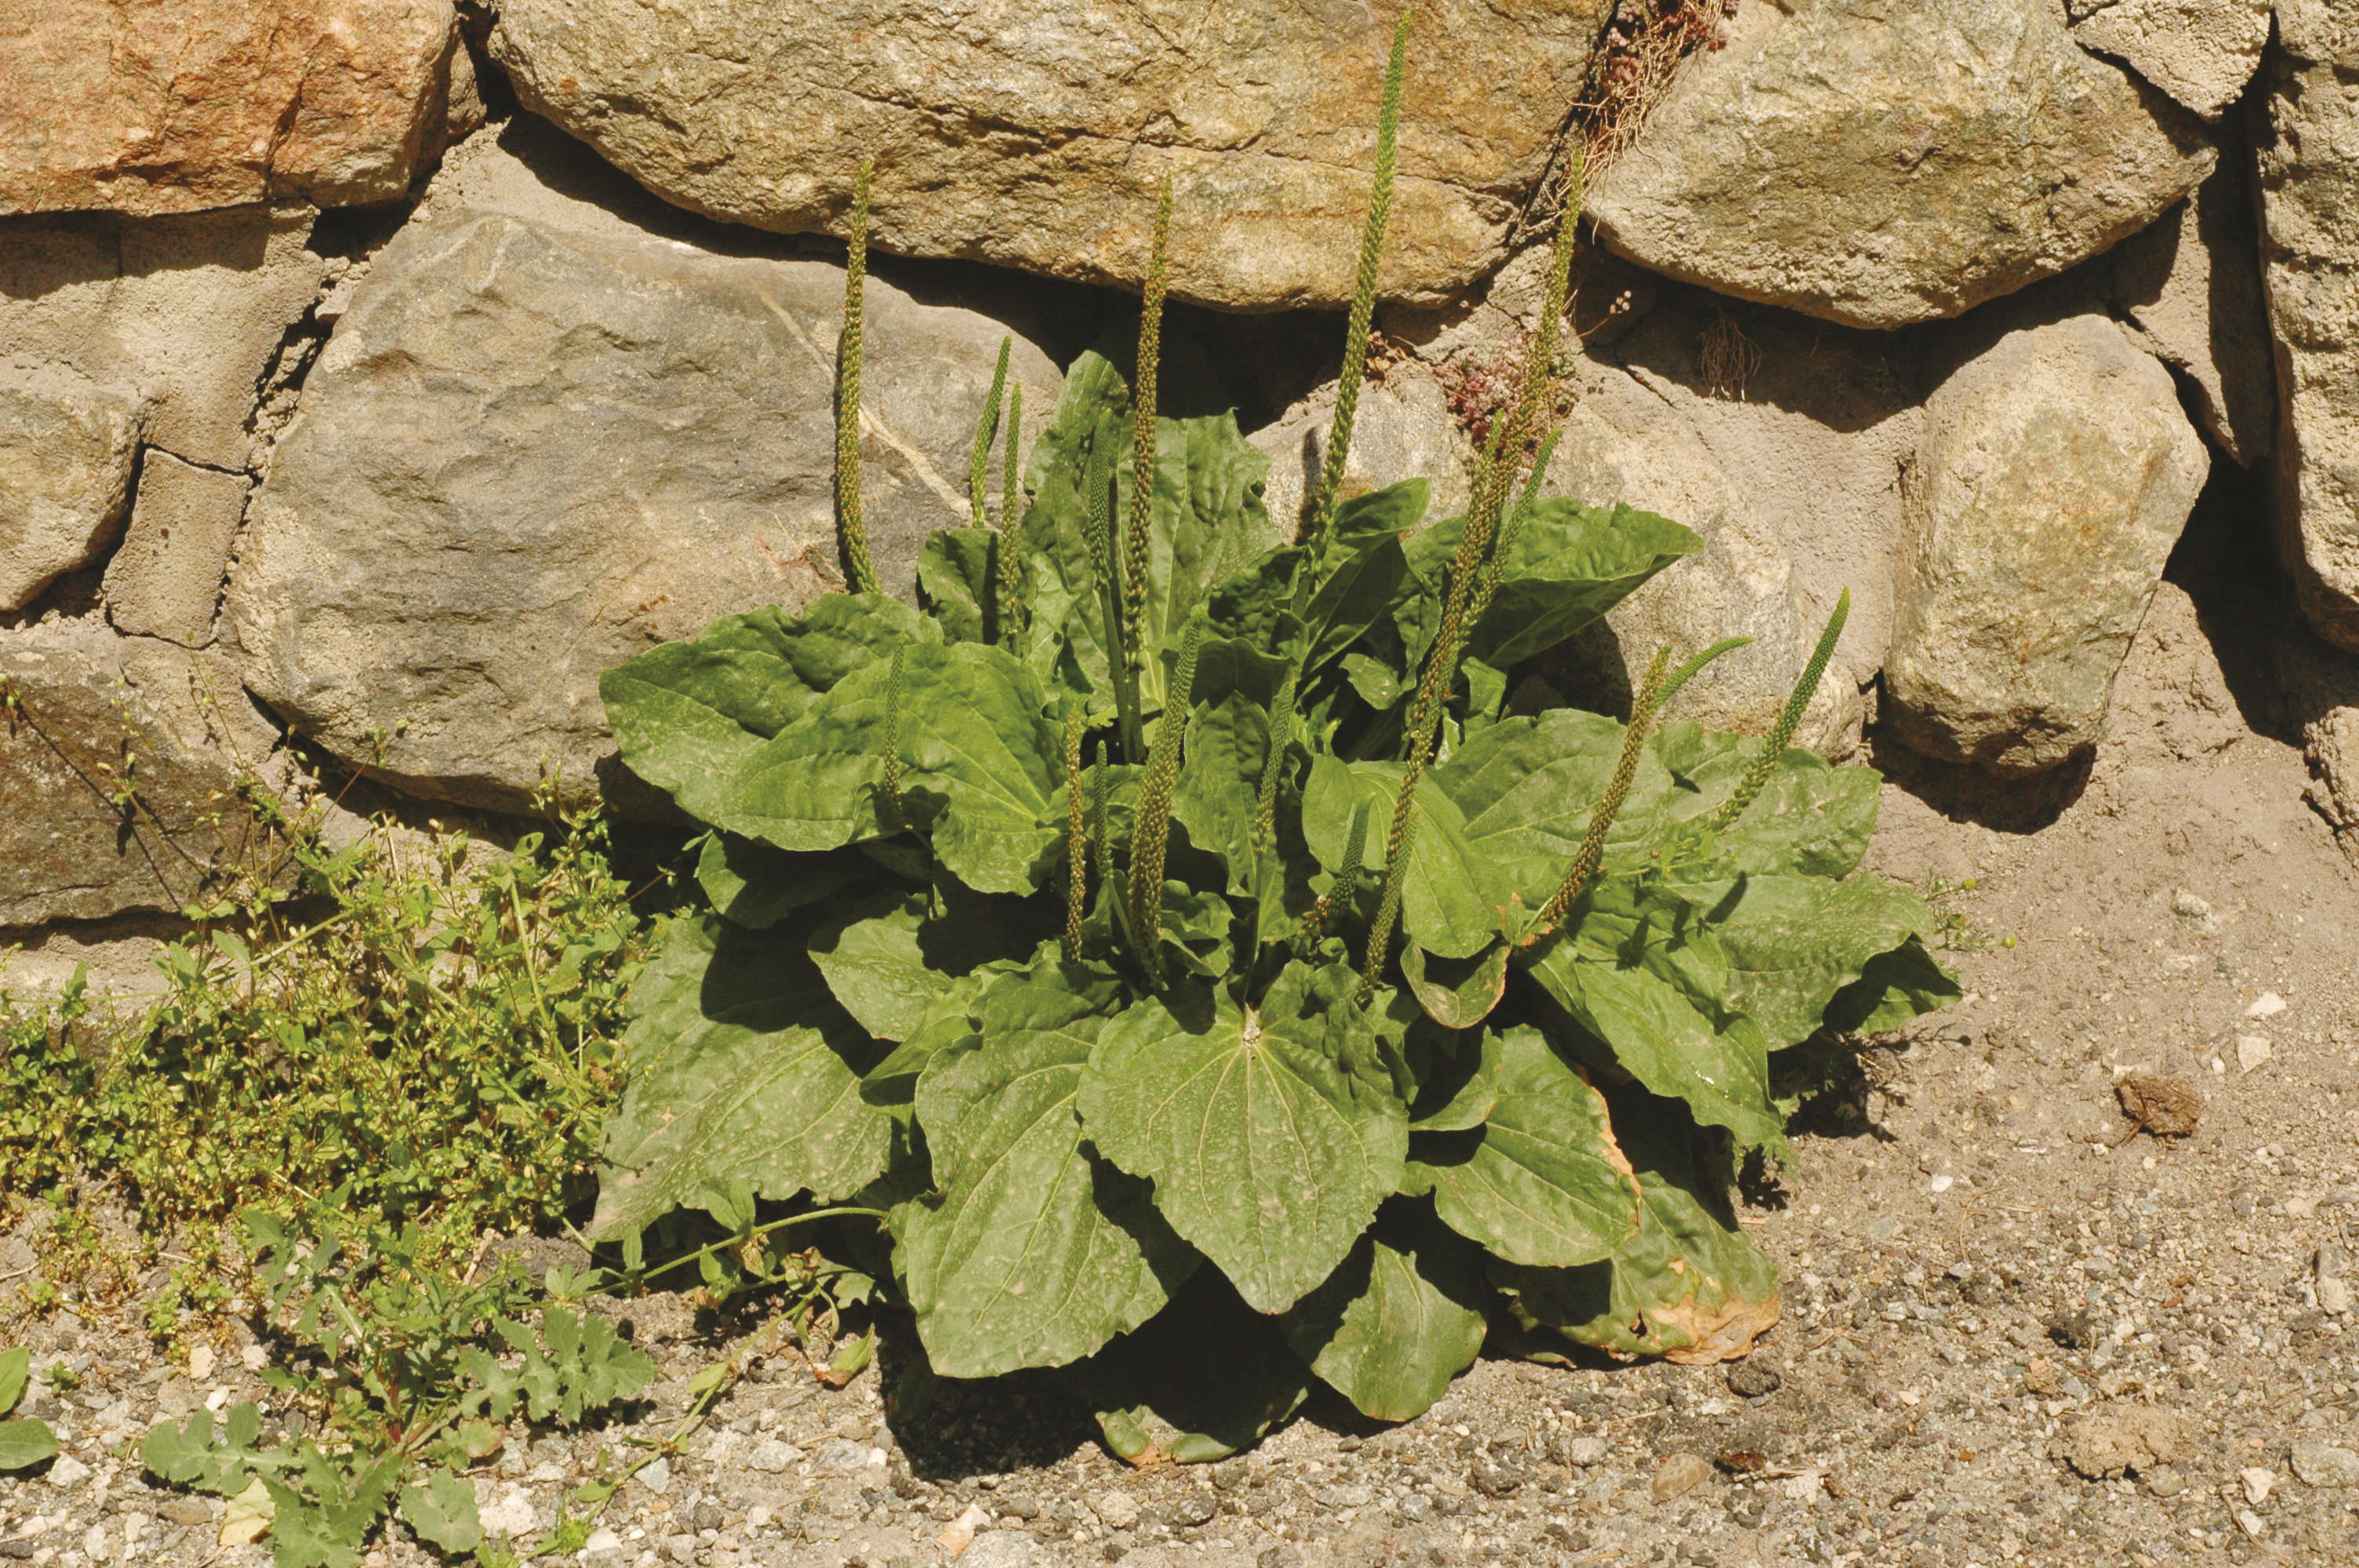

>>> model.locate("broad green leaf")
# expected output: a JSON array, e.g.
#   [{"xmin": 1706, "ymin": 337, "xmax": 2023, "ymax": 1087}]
[
  {"xmin": 1496, "ymin": 1103, "xmax": 1779, "ymax": 1365},
  {"xmin": 1467, "ymin": 499, "xmax": 1700, "ymax": 668},
  {"xmin": 693, "ymin": 836, "xmax": 863, "ymax": 931},
  {"xmin": 918, "ymin": 527, "xmax": 995, "ymax": 644},
  {"xmin": 722, "ymin": 642, "xmax": 1062, "ymax": 894},
  {"xmin": 1303, "ymin": 755, "xmax": 1508, "ymax": 960},
  {"xmin": 1084, "ymin": 1270, "xmax": 1314, "ymax": 1465},
  {"xmin": 1408, "ymin": 1029, "xmax": 1503, "ymax": 1133},
  {"xmin": 1172, "ymin": 692, "xmax": 1271, "ymax": 890},
  {"xmin": 1823, "ymin": 938, "xmax": 1962, "ymax": 1036},
  {"xmin": 1525, "ymin": 935, "xmax": 1783, "ymax": 1153},
  {"xmin": 900, "ymin": 967, "xmax": 1196, "ymax": 1377},
  {"xmin": 0, "ymin": 1347, "xmax": 24, "ymax": 1414},
  {"xmin": 143, "ymin": 1403, "xmax": 292, "ymax": 1494},
  {"xmin": 1078, "ymin": 963, "xmax": 1407, "ymax": 1312},
  {"xmin": 591, "ymin": 916, "xmax": 892, "ymax": 1240},
  {"xmin": 1401, "ymin": 941, "xmax": 1509, "ymax": 1030},
  {"xmin": 261, "ymin": 1450, "xmax": 401, "ymax": 1568},
  {"xmin": 1407, "ymin": 1027, "xmax": 1642, "ymax": 1269},
  {"xmin": 399, "ymin": 1468, "xmax": 481, "ymax": 1552},
  {"xmin": 599, "ymin": 608, "xmax": 816, "ymax": 822},
  {"xmin": 809, "ymin": 890, "xmax": 1043, "ymax": 1042},
  {"xmin": 1432, "ymin": 710, "xmax": 1673, "ymax": 921},
  {"xmin": 775, "ymin": 592, "xmax": 944, "ymax": 689},
  {"xmin": 1672, "ymin": 873, "xmax": 1942, "ymax": 1049},
  {"xmin": 1017, "ymin": 332, "xmax": 1278, "ymax": 711},
  {"xmin": 1647, "ymin": 724, "xmax": 1880, "ymax": 878},
  {"xmin": 0, "ymin": 1418, "xmax": 56, "ymax": 1472},
  {"xmin": 1278, "ymin": 1200, "xmax": 1487, "ymax": 1423}
]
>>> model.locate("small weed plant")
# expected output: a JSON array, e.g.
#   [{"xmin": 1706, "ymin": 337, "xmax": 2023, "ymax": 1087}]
[
  {"xmin": 0, "ymin": 797, "xmax": 642, "ymax": 1251},
  {"xmin": 591, "ymin": 17, "xmax": 1956, "ymax": 1459}
]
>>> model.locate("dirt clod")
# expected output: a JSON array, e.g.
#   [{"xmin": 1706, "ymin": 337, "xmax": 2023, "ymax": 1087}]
[
  {"xmin": 2114, "ymin": 1074, "xmax": 2204, "ymax": 1138},
  {"xmin": 2066, "ymin": 1403, "xmax": 2189, "ymax": 1479}
]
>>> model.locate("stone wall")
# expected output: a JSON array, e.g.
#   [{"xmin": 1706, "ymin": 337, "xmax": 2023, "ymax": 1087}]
[{"xmin": 8, "ymin": 0, "xmax": 2359, "ymax": 950}]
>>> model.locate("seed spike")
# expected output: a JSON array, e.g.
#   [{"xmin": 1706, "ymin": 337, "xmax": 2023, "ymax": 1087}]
[
  {"xmin": 835, "ymin": 160, "xmax": 881, "ymax": 596},
  {"xmin": 880, "ymin": 644, "xmax": 908, "ymax": 829},
  {"xmin": 1125, "ymin": 174, "xmax": 1174, "ymax": 652},
  {"xmin": 1532, "ymin": 643, "xmax": 1674, "ymax": 938},
  {"xmin": 1089, "ymin": 738, "xmax": 1112, "ymax": 891},
  {"xmin": 995, "ymin": 383, "xmax": 1025, "ymax": 644},
  {"xmin": 1063, "ymin": 709, "xmax": 1087, "ymax": 962},
  {"xmin": 1305, "ymin": 9, "xmax": 1412, "ymax": 557},
  {"xmin": 1127, "ymin": 612, "xmax": 1204, "ymax": 972},
  {"xmin": 1709, "ymin": 588, "xmax": 1849, "ymax": 832},
  {"xmin": 1299, "ymin": 798, "xmax": 1369, "ymax": 955},
  {"xmin": 1252, "ymin": 673, "xmax": 1299, "ymax": 848},
  {"xmin": 969, "ymin": 337, "xmax": 1012, "ymax": 527}
]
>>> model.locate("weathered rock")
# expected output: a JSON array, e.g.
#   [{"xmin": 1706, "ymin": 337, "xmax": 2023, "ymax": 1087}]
[
  {"xmin": 1251, "ymin": 364, "xmax": 1474, "ymax": 539},
  {"xmin": 2256, "ymin": 3, "xmax": 2359, "ymax": 653},
  {"xmin": 0, "ymin": 205, "xmax": 330, "ymax": 473},
  {"xmin": 489, "ymin": 0, "xmax": 1610, "ymax": 312},
  {"xmin": 1586, "ymin": 0, "xmax": 2215, "ymax": 329},
  {"xmin": 228, "ymin": 125, "xmax": 1062, "ymax": 813},
  {"xmin": 0, "ymin": 372, "xmax": 147, "ymax": 611},
  {"xmin": 1537, "ymin": 296, "xmax": 1919, "ymax": 757},
  {"xmin": 1885, "ymin": 310, "xmax": 2208, "ymax": 775},
  {"xmin": 2069, "ymin": 0, "xmax": 2270, "ymax": 121},
  {"xmin": 0, "ymin": 0, "xmax": 466, "ymax": 216},
  {"xmin": 2111, "ymin": 151, "xmax": 2275, "ymax": 465},
  {"xmin": 0, "ymin": 622, "xmax": 282, "ymax": 927},
  {"xmin": 104, "ymin": 452, "xmax": 249, "ymax": 647}
]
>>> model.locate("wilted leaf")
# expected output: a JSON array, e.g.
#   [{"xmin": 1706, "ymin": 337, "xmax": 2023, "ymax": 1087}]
[{"xmin": 1408, "ymin": 1027, "xmax": 1642, "ymax": 1269}]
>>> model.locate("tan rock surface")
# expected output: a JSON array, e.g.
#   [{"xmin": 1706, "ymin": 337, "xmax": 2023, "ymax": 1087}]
[
  {"xmin": 102, "ymin": 451, "xmax": 249, "ymax": 648},
  {"xmin": 2070, "ymin": 0, "xmax": 2270, "ymax": 121},
  {"xmin": 228, "ymin": 125, "xmax": 1063, "ymax": 813},
  {"xmin": 1586, "ymin": 0, "xmax": 2215, "ymax": 329},
  {"xmin": 2257, "ymin": 1, "xmax": 2359, "ymax": 654},
  {"xmin": 0, "ymin": 371, "xmax": 147, "ymax": 612},
  {"xmin": 1885, "ymin": 308, "xmax": 2208, "ymax": 775},
  {"xmin": 0, "ymin": 622, "xmax": 282, "ymax": 927},
  {"xmin": 0, "ymin": 0, "xmax": 466, "ymax": 216},
  {"xmin": 489, "ymin": 0, "xmax": 1608, "ymax": 311}
]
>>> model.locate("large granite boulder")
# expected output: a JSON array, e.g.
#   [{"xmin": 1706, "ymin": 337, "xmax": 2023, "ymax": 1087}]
[
  {"xmin": 1250, "ymin": 364, "xmax": 1475, "ymax": 539},
  {"xmin": 0, "ymin": 372, "xmax": 147, "ymax": 611},
  {"xmin": 1885, "ymin": 309, "xmax": 2208, "ymax": 775},
  {"xmin": 489, "ymin": 0, "xmax": 1610, "ymax": 311},
  {"xmin": 1536, "ymin": 296, "xmax": 1919, "ymax": 758},
  {"xmin": 2068, "ymin": 0, "xmax": 2271, "ymax": 122},
  {"xmin": 0, "ymin": 0, "xmax": 467, "ymax": 216},
  {"xmin": 0, "ymin": 622, "xmax": 282, "ymax": 927},
  {"xmin": 2256, "ymin": 2, "xmax": 2359, "ymax": 654},
  {"xmin": 227, "ymin": 125, "xmax": 1063, "ymax": 814},
  {"xmin": 1586, "ymin": 0, "xmax": 2215, "ymax": 329}
]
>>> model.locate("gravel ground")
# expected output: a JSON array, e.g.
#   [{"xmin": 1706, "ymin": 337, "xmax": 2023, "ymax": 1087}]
[{"xmin": 5, "ymin": 538, "xmax": 2358, "ymax": 1568}]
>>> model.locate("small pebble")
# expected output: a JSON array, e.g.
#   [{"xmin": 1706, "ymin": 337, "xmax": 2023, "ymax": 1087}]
[
  {"xmin": 2237, "ymin": 1036, "xmax": 2273, "ymax": 1073},
  {"xmin": 1093, "ymin": 1491, "xmax": 1141, "ymax": 1531},
  {"xmin": 42, "ymin": 1456, "xmax": 89, "ymax": 1490},
  {"xmin": 2292, "ymin": 1441, "xmax": 2359, "ymax": 1489},
  {"xmin": 2241, "ymin": 1466, "xmax": 2274, "ymax": 1505},
  {"xmin": 743, "ymin": 1439, "xmax": 801, "ymax": 1473},
  {"xmin": 1651, "ymin": 1453, "xmax": 1714, "ymax": 1503},
  {"xmin": 2245, "ymin": 992, "xmax": 2287, "ymax": 1018}
]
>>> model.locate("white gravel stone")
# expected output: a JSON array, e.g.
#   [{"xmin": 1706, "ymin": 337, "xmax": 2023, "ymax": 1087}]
[
  {"xmin": 2241, "ymin": 1465, "xmax": 2275, "ymax": 1504},
  {"xmin": 2292, "ymin": 1441, "xmax": 2359, "ymax": 1488},
  {"xmin": 2237, "ymin": 1036, "xmax": 2273, "ymax": 1073},
  {"xmin": 44, "ymin": 1454, "xmax": 90, "ymax": 1489},
  {"xmin": 477, "ymin": 1484, "xmax": 538, "ymax": 1537},
  {"xmin": 1093, "ymin": 1490, "xmax": 1142, "ymax": 1530},
  {"xmin": 743, "ymin": 1439, "xmax": 801, "ymax": 1474}
]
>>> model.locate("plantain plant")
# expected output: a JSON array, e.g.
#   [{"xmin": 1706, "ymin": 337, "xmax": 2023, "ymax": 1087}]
[{"xmin": 594, "ymin": 16, "xmax": 1955, "ymax": 1461}]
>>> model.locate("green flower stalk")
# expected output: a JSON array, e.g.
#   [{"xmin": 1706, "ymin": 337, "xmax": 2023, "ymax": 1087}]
[
  {"xmin": 1087, "ymin": 468, "xmax": 1146, "ymax": 764},
  {"xmin": 1064, "ymin": 708, "xmax": 1087, "ymax": 962},
  {"xmin": 1089, "ymin": 736, "xmax": 1112, "ymax": 891},
  {"xmin": 1252, "ymin": 673, "xmax": 1299, "ymax": 849},
  {"xmin": 1128, "ymin": 613, "xmax": 1204, "ymax": 972},
  {"xmin": 835, "ymin": 160, "xmax": 881, "ymax": 597},
  {"xmin": 995, "ymin": 383, "xmax": 1025, "ymax": 645},
  {"xmin": 1709, "ymin": 588, "xmax": 1849, "ymax": 832},
  {"xmin": 1533, "ymin": 643, "xmax": 1672, "ymax": 937},
  {"xmin": 879, "ymin": 644, "xmax": 908, "ymax": 829},
  {"xmin": 1304, "ymin": 9, "xmax": 1411, "ymax": 557},
  {"xmin": 1300, "ymin": 798, "xmax": 1369, "ymax": 955},
  {"xmin": 969, "ymin": 337, "xmax": 1012, "ymax": 527},
  {"xmin": 1125, "ymin": 176, "xmax": 1175, "ymax": 648}
]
